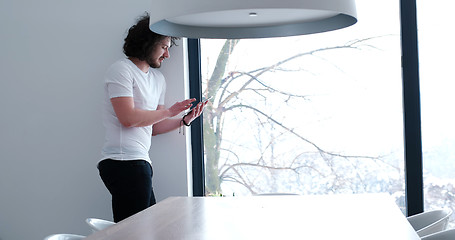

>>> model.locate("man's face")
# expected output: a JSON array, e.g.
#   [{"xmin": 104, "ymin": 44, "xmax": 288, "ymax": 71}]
[{"xmin": 146, "ymin": 37, "xmax": 171, "ymax": 68}]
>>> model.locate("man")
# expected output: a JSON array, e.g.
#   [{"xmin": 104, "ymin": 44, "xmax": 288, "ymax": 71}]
[{"xmin": 98, "ymin": 14, "xmax": 207, "ymax": 222}]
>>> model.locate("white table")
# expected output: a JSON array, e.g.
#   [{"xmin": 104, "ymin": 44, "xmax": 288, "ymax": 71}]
[{"xmin": 85, "ymin": 193, "xmax": 420, "ymax": 240}]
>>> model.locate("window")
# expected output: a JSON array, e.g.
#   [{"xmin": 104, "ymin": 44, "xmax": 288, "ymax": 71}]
[
  {"xmin": 418, "ymin": 0, "xmax": 455, "ymax": 226},
  {"xmin": 199, "ymin": 0, "xmax": 405, "ymax": 210}
]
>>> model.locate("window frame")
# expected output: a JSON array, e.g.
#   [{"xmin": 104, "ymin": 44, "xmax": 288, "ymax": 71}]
[{"xmin": 188, "ymin": 0, "xmax": 424, "ymax": 216}]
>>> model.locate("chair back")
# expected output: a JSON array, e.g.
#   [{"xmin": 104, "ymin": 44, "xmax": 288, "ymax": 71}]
[
  {"xmin": 421, "ymin": 228, "xmax": 455, "ymax": 240},
  {"xmin": 43, "ymin": 234, "xmax": 85, "ymax": 240},
  {"xmin": 407, "ymin": 208, "xmax": 453, "ymax": 237},
  {"xmin": 85, "ymin": 218, "xmax": 115, "ymax": 232}
]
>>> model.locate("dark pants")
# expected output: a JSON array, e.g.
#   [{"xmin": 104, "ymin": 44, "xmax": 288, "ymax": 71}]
[{"xmin": 98, "ymin": 159, "xmax": 156, "ymax": 223}]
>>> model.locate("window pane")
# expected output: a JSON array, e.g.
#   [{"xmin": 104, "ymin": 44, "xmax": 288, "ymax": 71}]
[
  {"xmin": 418, "ymin": 0, "xmax": 455, "ymax": 227},
  {"xmin": 201, "ymin": 0, "xmax": 404, "ymax": 210}
]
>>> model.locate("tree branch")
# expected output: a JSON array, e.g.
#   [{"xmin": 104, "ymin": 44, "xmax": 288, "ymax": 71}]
[{"xmin": 224, "ymin": 104, "xmax": 378, "ymax": 160}]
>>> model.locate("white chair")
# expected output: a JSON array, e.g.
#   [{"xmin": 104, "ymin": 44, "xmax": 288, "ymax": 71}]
[
  {"xmin": 421, "ymin": 228, "xmax": 455, "ymax": 240},
  {"xmin": 43, "ymin": 234, "xmax": 86, "ymax": 240},
  {"xmin": 85, "ymin": 218, "xmax": 115, "ymax": 232},
  {"xmin": 407, "ymin": 208, "xmax": 453, "ymax": 237}
]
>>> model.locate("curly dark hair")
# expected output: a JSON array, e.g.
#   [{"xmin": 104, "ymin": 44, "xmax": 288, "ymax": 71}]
[{"xmin": 123, "ymin": 13, "xmax": 179, "ymax": 60}]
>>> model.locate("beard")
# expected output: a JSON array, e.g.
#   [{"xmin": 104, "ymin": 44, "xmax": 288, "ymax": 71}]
[{"xmin": 146, "ymin": 57, "xmax": 161, "ymax": 68}]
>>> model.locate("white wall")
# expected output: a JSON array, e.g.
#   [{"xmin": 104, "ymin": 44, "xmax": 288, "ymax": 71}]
[
  {"xmin": 0, "ymin": 1, "xmax": 190, "ymax": 239},
  {"xmin": 150, "ymin": 39, "xmax": 193, "ymax": 201}
]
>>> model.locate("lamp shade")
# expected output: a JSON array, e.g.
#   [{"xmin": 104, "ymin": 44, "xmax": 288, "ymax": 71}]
[{"xmin": 149, "ymin": 0, "xmax": 357, "ymax": 39}]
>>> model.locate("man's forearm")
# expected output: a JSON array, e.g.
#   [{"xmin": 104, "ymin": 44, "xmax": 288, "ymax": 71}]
[{"xmin": 152, "ymin": 117, "xmax": 184, "ymax": 136}]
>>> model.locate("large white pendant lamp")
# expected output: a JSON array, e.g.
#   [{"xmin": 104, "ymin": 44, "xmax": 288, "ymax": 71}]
[{"xmin": 149, "ymin": 0, "xmax": 357, "ymax": 39}]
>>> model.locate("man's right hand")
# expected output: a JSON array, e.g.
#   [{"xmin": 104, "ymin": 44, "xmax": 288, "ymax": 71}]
[{"xmin": 168, "ymin": 98, "xmax": 196, "ymax": 117}]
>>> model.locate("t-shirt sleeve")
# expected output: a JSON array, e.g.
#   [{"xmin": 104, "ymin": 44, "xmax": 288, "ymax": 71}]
[{"xmin": 105, "ymin": 62, "xmax": 134, "ymax": 99}]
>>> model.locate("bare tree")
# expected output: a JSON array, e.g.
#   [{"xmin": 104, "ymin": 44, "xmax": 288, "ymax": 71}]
[{"xmin": 202, "ymin": 37, "xmax": 403, "ymax": 196}]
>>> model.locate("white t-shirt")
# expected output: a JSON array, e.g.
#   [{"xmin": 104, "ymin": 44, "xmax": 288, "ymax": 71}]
[{"xmin": 101, "ymin": 58, "xmax": 166, "ymax": 164}]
